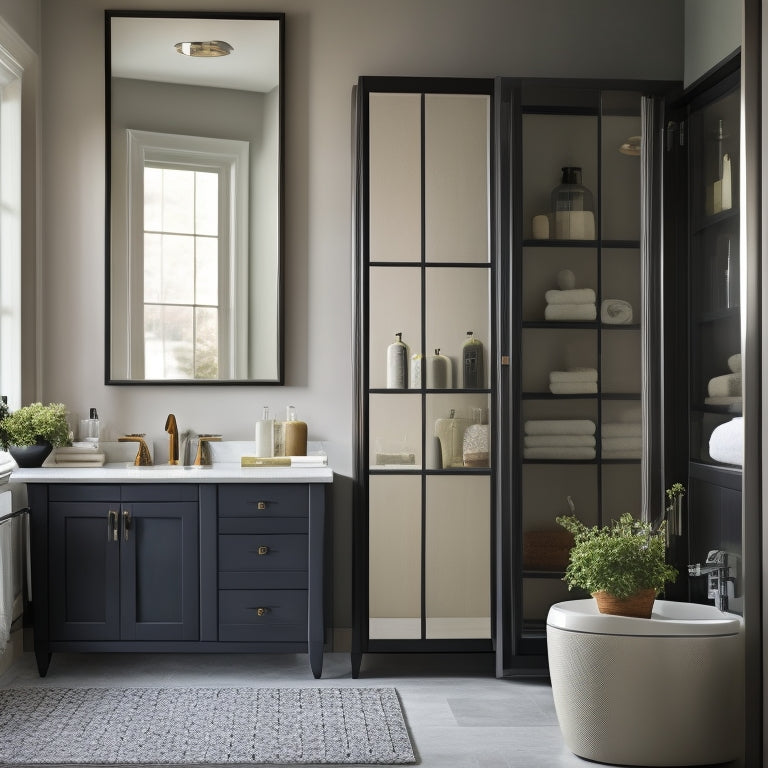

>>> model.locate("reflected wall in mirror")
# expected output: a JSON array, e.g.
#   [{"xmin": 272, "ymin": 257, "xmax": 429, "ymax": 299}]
[{"xmin": 106, "ymin": 12, "xmax": 283, "ymax": 383}]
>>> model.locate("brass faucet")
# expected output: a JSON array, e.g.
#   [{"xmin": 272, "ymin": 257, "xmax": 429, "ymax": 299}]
[
  {"xmin": 165, "ymin": 414, "xmax": 179, "ymax": 465},
  {"xmin": 194, "ymin": 434, "xmax": 222, "ymax": 466},
  {"xmin": 118, "ymin": 434, "xmax": 152, "ymax": 466}
]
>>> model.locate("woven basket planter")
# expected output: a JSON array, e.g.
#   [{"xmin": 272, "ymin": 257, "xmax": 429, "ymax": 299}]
[{"xmin": 591, "ymin": 588, "xmax": 657, "ymax": 619}]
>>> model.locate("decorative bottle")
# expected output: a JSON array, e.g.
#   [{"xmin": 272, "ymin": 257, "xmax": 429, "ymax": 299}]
[
  {"xmin": 283, "ymin": 405, "xmax": 308, "ymax": 456},
  {"xmin": 254, "ymin": 406, "xmax": 274, "ymax": 457},
  {"xmin": 426, "ymin": 349, "xmax": 451, "ymax": 389},
  {"xmin": 386, "ymin": 332, "xmax": 408, "ymax": 389},
  {"xmin": 550, "ymin": 166, "xmax": 595, "ymax": 240},
  {"xmin": 462, "ymin": 332, "xmax": 484, "ymax": 389}
]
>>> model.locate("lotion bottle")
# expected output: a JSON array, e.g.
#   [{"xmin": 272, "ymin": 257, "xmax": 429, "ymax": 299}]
[
  {"xmin": 283, "ymin": 405, "xmax": 308, "ymax": 456},
  {"xmin": 386, "ymin": 332, "xmax": 408, "ymax": 389},
  {"xmin": 254, "ymin": 406, "xmax": 275, "ymax": 457}
]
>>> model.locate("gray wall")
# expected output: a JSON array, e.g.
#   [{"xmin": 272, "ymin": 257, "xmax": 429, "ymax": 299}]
[
  {"xmin": 39, "ymin": 0, "xmax": 683, "ymax": 637},
  {"xmin": 684, "ymin": 0, "xmax": 741, "ymax": 86}
]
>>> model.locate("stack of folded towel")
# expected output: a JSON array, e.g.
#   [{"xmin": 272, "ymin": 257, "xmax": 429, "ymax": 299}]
[
  {"xmin": 544, "ymin": 287, "xmax": 597, "ymax": 321},
  {"xmin": 705, "ymin": 353, "xmax": 742, "ymax": 408},
  {"xmin": 43, "ymin": 442, "xmax": 106, "ymax": 467},
  {"xmin": 549, "ymin": 367, "xmax": 597, "ymax": 395},
  {"xmin": 601, "ymin": 422, "xmax": 641, "ymax": 459},
  {"xmin": 523, "ymin": 419, "xmax": 596, "ymax": 460}
]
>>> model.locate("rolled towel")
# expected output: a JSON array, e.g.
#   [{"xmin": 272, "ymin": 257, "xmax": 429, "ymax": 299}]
[
  {"xmin": 602, "ymin": 449, "xmax": 642, "ymax": 460},
  {"xmin": 544, "ymin": 303, "xmax": 597, "ymax": 322},
  {"xmin": 602, "ymin": 422, "xmax": 642, "ymax": 438},
  {"xmin": 708, "ymin": 417, "xmax": 743, "ymax": 466},
  {"xmin": 601, "ymin": 299, "xmax": 633, "ymax": 325},
  {"xmin": 524, "ymin": 446, "xmax": 596, "ymax": 460},
  {"xmin": 728, "ymin": 353, "xmax": 741, "ymax": 373},
  {"xmin": 707, "ymin": 372, "xmax": 742, "ymax": 397},
  {"xmin": 545, "ymin": 288, "xmax": 596, "ymax": 305},
  {"xmin": 601, "ymin": 436, "xmax": 642, "ymax": 451},
  {"xmin": 525, "ymin": 419, "xmax": 596, "ymax": 436},
  {"xmin": 704, "ymin": 396, "xmax": 742, "ymax": 408},
  {"xmin": 549, "ymin": 368, "xmax": 598, "ymax": 383},
  {"xmin": 524, "ymin": 434, "xmax": 595, "ymax": 448},
  {"xmin": 549, "ymin": 382, "xmax": 598, "ymax": 395}
]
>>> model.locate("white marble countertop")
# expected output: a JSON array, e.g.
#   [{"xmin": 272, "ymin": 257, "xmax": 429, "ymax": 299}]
[{"xmin": 11, "ymin": 464, "xmax": 333, "ymax": 484}]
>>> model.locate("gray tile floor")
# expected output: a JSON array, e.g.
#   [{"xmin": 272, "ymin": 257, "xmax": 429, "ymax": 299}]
[{"xmin": 0, "ymin": 651, "xmax": 741, "ymax": 768}]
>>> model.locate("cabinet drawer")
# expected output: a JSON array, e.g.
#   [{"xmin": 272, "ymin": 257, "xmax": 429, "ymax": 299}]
[
  {"xmin": 219, "ymin": 589, "xmax": 307, "ymax": 642},
  {"xmin": 219, "ymin": 516, "xmax": 307, "ymax": 535},
  {"xmin": 218, "ymin": 485, "xmax": 308, "ymax": 518},
  {"xmin": 219, "ymin": 534, "xmax": 307, "ymax": 572}
]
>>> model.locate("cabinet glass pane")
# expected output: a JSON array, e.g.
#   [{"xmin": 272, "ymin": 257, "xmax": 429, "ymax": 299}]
[
  {"xmin": 426, "ymin": 393, "xmax": 491, "ymax": 470},
  {"xmin": 601, "ymin": 330, "xmax": 641, "ymax": 395},
  {"xmin": 368, "ymin": 475, "xmax": 421, "ymax": 639},
  {"xmin": 522, "ymin": 578, "xmax": 579, "ymax": 638},
  {"xmin": 369, "ymin": 92, "xmax": 421, "ymax": 263},
  {"xmin": 424, "ymin": 94, "xmax": 490, "ymax": 264},
  {"xmin": 369, "ymin": 266, "xmax": 421, "ymax": 389},
  {"xmin": 601, "ymin": 114, "xmax": 641, "ymax": 241},
  {"xmin": 425, "ymin": 475, "xmax": 490, "ymax": 638},
  {"xmin": 602, "ymin": 465, "xmax": 642, "ymax": 520},
  {"xmin": 424, "ymin": 267, "xmax": 490, "ymax": 389},
  {"xmin": 522, "ymin": 114, "xmax": 598, "ymax": 241},
  {"xmin": 369, "ymin": 393, "xmax": 421, "ymax": 470},
  {"xmin": 522, "ymin": 247, "xmax": 597, "ymax": 322},
  {"xmin": 522, "ymin": 328, "xmax": 597, "ymax": 395}
]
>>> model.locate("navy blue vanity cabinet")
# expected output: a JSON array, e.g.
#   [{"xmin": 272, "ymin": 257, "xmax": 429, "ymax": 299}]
[{"xmin": 25, "ymin": 478, "xmax": 327, "ymax": 679}]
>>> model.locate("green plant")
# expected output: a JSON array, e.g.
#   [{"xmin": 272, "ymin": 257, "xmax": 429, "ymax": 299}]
[
  {"xmin": 556, "ymin": 512, "xmax": 678, "ymax": 599},
  {"xmin": 665, "ymin": 482, "xmax": 685, "ymax": 512},
  {"xmin": 0, "ymin": 402, "xmax": 71, "ymax": 449}
]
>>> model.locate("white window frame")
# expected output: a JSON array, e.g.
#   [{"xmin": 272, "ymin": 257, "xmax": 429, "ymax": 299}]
[{"xmin": 125, "ymin": 130, "xmax": 249, "ymax": 379}]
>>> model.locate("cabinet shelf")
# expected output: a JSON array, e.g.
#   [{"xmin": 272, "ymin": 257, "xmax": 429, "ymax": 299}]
[
  {"xmin": 522, "ymin": 239, "xmax": 640, "ymax": 249},
  {"xmin": 523, "ymin": 321, "xmax": 598, "ymax": 330},
  {"xmin": 369, "ymin": 388, "xmax": 492, "ymax": 395},
  {"xmin": 692, "ymin": 206, "xmax": 739, "ymax": 234},
  {"xmin": 696, "ymin": 307, "xmax": 740, "ymax": 324}
]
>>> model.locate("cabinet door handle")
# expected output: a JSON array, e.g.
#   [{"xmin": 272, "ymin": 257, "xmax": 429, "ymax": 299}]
[
  {"xmin": 122, "ymin": 509, "xmax": 132, "ymax": 542},
  {"xmin": 257, "ymin": 545, "xmax": 270, "ymax": 555},
  {"xmin": 257, "ymin": 501, "xmax": 267, "ymax": 510},
  {"xmin": 107, "ymin": 510, "xmax": 118, "ymax": 542},
  {"xmin": 255, "ymin": 607, "xmax": 270, "ymax": 617}
]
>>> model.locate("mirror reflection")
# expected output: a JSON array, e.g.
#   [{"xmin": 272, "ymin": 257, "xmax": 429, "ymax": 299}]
[{"xmin": 107, "ymin": 12, "xmax": 283, "ymax": 383}]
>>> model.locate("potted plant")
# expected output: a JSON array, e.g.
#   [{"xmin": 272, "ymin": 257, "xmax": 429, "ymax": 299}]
[
  {"xmin": 0, "ymin": 401, "xmax": 71, "ymax": 467},
  {"xmin": 556, "ymin": 512, "xmax": 678, "ymax": 618}
]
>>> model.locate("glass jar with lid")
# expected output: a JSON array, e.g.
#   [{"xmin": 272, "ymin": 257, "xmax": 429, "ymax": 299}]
[{"xmin": 550, "ymin": 166, "xmax": 595, "ymax": 240}]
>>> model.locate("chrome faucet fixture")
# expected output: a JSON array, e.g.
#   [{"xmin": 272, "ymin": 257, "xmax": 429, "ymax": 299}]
[
  {"xmin": 688, "ymin": 550, "xmax": 738, "ymax": 612},
  {"xmin": 165, "ymin": 414, "xmax": 179, "ymax": 465},
  {"xmin": 118, "ymin": 434, "xmax": 152, "ymax": 466}
]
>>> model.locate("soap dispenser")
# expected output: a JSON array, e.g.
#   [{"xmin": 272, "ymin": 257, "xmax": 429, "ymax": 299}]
[
  {"xmin": 283, "ymin": 406, "xmax": 308, "ymax": 456},
  {"xmin": 80, "ymin": 408, "xmax": 100, "ymax": 443}
]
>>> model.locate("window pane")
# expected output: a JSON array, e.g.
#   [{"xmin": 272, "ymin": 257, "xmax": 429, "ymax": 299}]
[
  {"xmin": 144, "ymin": 304, "xmax": 194, "ymax": 379},
  {"xmin": 144, "ymin": 167, "xmax": 163, "ymax": 231},
  {"xmin": 160, "ymin": 234, "xmax": 195, "ymax": 304},
  {"xmin": 195, "ymin": 237, "xmax": 218, "ymax": 305},
  {"xmin": 162, "ymin": 169, "xmax": 195, "ymax": 234},
  {"xmin": 195, "ymin": 307, "xmax": 219, "ymax": 378},
  {"xmin": 195, "ymin": 171, "xmax": 218, "ymax": 236},
  {"xmin": 143, "ymin": 234, "xmax": 162, "ymax": 302}
]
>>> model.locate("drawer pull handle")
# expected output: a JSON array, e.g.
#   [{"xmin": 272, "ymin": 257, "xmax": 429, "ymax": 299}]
[
  {"xmin": 257, "ymin": 545, "xmax": 270, "ymax": 555},
  {"xmin": 257, "ymin": 501, "xmax": 267, "ymax": 510},
  {"xmin": 256, "ymin": 607, "xmax": 270, "ymax": 617}
]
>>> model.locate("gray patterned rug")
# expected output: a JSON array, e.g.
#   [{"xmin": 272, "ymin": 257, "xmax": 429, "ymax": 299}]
[{"xmin": 0, "ymin": 687, "xmax": 416, "ymax": 765}]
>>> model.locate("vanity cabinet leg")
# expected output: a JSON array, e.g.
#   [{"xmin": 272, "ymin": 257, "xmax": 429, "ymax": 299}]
[
  {"xmin": 309, "ymin": 642, "xmax": 323, "ymax": 679},
  {"xmin": 36, "ymin": 651, "xmax": 51, "ymax": 678}
]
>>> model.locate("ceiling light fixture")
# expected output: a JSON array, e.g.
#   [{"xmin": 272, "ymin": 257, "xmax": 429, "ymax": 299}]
[{"xmin": 174, "ymin": 40, "xmax": 233, "ymax": 57}]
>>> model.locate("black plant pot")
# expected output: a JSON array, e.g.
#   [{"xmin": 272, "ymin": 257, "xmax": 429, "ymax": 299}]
[{"xmin": 9, "ymin": 440, "xmax": 53, "ymax": 468}]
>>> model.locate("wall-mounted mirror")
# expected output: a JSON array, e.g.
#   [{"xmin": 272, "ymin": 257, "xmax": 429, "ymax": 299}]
[{"xmin": 106, "ymin": 11, "xmax": 283, "ymax": 383}]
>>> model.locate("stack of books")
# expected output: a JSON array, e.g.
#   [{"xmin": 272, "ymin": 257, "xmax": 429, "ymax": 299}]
[{"xmin": 43, "ymin": 442, "xmax": 106, "ymax": 467}]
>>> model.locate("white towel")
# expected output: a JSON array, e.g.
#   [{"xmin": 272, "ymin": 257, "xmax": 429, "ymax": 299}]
[
  {"xmin": 549, "ymin": 368, "xmax": 598, "ymax": 383},
  {"xmin": 601, "ymin": 299, "xmax": 633, "ymax": 324},
  {"xmin": 544, "ymin": 303, "xmax": 597, "ymax": 321},
  {"xmin": 601, "ymin": 436, "xmax": 642, "ymax": 451},
  {"xmin": 545, "ymin": 288, "xmax": 596, "ymax": 305},
  {"xmin": 602, "ymin": 449, "xmax": 642, "ymax": 460},
  {"xmin": 728, "ymin": 353, "xmax": 741, "ymax": 373},
  {"xmin": 524, "ymin": 446, "xmax": 596, "ymax": 460},
  {"xmin": 602, "ymin": 422, "xmax": 642, "ymax": 438},
  {"xmin": 704, "ymin": 396, "xmax": 742, "ymax": 408},
  {"xmin": 709, "ymin": 417, "xmax": 743, "ymax": 466},
  {"xmin": 707, "ymin": 373, "xmax": 742, "ymax": 397},
  {"xmin": 524, "ymin": 434, "xmax": 595, "ymax": 448},
  {"xmin": 549, "ymin": 382, "xmax": 598, "ymax": 395},
  {"xmin": 524, "ymin": 419, "xmax": 596, "ymax": 436}
]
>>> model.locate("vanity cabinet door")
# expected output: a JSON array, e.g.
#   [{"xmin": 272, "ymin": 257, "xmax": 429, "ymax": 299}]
[
  {"xmin": 119, "ymin": 501, "xmax": 199, "ymax": 641},
  {"xmin": 49, "ymin": 501, "xmax": 121, "ymax": 641}
]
